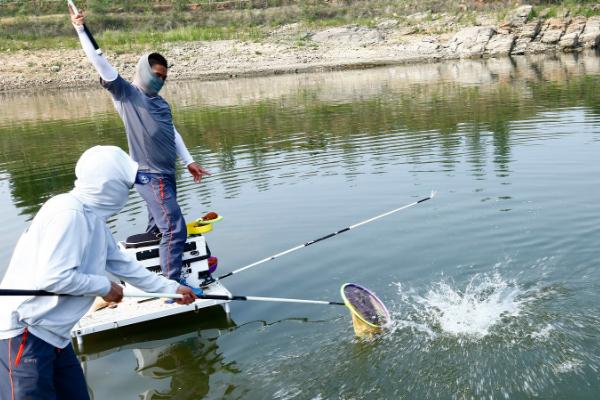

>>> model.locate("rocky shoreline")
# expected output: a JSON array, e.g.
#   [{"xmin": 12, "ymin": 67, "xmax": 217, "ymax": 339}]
[{"xmin": 2, "ymin": 6, "xmax": 600, "ymax": 93}]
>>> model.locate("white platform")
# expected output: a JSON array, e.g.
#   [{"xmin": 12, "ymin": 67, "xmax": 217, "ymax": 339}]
[{"xmin": 71, "ymin": 281, "xmax": 231, "ymax": 340}]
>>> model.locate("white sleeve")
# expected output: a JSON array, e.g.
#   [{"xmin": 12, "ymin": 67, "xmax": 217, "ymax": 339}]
[
  {"xmin": 35, "ymin": 211, "xmax": 111, "ymax": 297},
  {"xmin": 74, "ymin": 25, "xmax": 118, "ymax": 82},
  {"xmin": 104, "ymin": 229, "xmax": 180, "ymax": 294},
  {"xmin": 174, "ymin": 126, "xmax": 194, "ymax": 167}
]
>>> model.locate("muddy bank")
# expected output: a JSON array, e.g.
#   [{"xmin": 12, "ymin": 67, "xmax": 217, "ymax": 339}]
[{"xmin": 2, "ymin": 6, "xmax": 600, "ymax": 92}]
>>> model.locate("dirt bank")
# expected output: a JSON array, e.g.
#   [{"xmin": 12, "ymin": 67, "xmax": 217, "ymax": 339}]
[{"xmin": 2, "ymin": 6, "xmax": 599, "ymax": 92}]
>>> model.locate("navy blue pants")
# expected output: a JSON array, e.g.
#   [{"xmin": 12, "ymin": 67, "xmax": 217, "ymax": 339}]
[
  {"xmin": 0, "ymin": 330, "xmax": 89, "ymax": 400},
  {"xmin": 135, "ymin": 173, "xmax": 187, "ymax": 282}
]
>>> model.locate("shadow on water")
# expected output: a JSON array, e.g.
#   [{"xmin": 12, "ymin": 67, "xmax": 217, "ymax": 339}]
[
  {"xmin": 76, "ymin": 306, "xmax": 338, "ymax": 400},
  {"xmin": 77, "ymin": 307, "xmax": 241, "ymax": 400},
  {"xmin": 2, "ymin": 53, "xmax": 600, "ymax": 217}
]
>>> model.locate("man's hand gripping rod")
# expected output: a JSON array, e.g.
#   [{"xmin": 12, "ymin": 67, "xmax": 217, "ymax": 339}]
[{"xmin": 67, "ymin": 0, "xmax": 102, "ymax": 55}]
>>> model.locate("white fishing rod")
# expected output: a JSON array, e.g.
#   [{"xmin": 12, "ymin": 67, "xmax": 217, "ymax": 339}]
[
  {"xmin": 0, "ymin": 289, "xmax": 345, "ymax": 307},
  {"xmin": 218, "ymin": 191, "xmax": 437, "ymax": 280},
  {"xmin": 67, "ymin": 0, "xmax": 102, "ymax": 55},
  {"xmin": 126, "ymin": 291, "xmax": 346, "ymax": 306}
]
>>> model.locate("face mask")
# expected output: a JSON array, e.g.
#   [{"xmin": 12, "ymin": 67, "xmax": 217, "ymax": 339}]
[
  {"xmin": 132, "ymin": 53, "xmax": 165, "ymax": 96},
  {"xmin": 149, "ymin": 74, "xmax": 164, "ymax": 94}
]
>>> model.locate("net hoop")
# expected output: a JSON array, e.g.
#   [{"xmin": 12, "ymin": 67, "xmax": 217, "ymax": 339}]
[{"xmin": 340, "ymin": 283, "xmax": 391, "ymax": 331}]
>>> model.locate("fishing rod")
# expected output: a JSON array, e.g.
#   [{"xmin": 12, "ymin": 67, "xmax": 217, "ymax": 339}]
[
  {"xmin": 135, "ymin": 291, "xmax": 345, "ymax": 306},
  {"xmin": 0, "ymin": 289, "xmax": 345, "ymax": 306},
  {"xmin": 218, "ymin": 191, "xmax": 437, "ymax": 280},
  {"xmin": 67, "ymin": 0, "xmax": 102, "ymax": 55}
]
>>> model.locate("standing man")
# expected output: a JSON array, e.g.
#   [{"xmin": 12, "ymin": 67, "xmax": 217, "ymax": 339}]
[
  {"xmin": 0, "ymin": 146, "xmax": 196, "ymax": 400},
  {"xmin": 70, "ymin": 8, "xmax": 210, "ymax": 284}
]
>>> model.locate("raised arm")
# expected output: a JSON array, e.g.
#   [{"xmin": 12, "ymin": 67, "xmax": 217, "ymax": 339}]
[
  {"xmin": 174, "ymin": 126, "xmax": 211, "ymax": 183},
  {"xmin": 70, "ymin": 9, "xmax": 117, "ymax": 82}
]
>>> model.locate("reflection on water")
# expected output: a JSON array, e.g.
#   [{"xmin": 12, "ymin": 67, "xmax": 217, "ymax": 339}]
[
  {"xmin": 78, "ymin": 308, "xmax": 242, "ymax": 400},
  {"xmin": 78, "ymin": 309, "xmax": 335, "ymax": 399},
  {"xmin": 2, "ymin": 52, "xmax": 600, "ymax": 399},
  {"xmin": 1, "ymin": 53, "xmax": 600, "ymax": 219}
]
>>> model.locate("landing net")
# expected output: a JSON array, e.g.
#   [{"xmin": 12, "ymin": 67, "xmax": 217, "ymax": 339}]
[{"xmin": 341, "ymin": 283, "xmax": 391, "ymax": 337}]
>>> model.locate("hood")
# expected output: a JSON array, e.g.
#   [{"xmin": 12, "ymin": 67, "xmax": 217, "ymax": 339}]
[
  {"xmin": 71, "ymin": 146, "xmax": 138, "ymax": 219},
  {"xmin": 132, "ymin": 53, "xmax": 164, "ymax": 96}
]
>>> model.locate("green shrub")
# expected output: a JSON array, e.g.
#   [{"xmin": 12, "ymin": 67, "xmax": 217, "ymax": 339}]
[{"xmin": 88, "ymin": 0, "xmax": 112, "ymax": 14}]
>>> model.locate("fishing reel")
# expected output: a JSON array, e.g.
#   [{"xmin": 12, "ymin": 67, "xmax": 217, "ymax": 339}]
[{"xmin": 180, "ymin": 255, "xmax": 219, "ymax": 289}]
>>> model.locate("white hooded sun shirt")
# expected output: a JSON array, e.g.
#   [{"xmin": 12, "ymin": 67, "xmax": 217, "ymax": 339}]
[{"xmin": 0, "ymin": 146, "xmax": 179, "ymax": 348}]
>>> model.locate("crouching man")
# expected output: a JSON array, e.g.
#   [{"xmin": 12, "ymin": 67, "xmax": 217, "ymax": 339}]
[{"xmin": 0, "ymin": 146, "xmax": 196, "ymax": 400}]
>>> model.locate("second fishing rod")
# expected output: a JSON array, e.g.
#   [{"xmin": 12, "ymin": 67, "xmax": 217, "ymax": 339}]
[{"xmin": 218, "ymin": 191, "xmax": 436, "ymax": 281}]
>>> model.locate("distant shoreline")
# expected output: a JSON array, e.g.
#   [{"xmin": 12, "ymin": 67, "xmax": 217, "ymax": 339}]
[{"xmin": 2, "ymin": 6, "xmax": 599, "ymax": 93}]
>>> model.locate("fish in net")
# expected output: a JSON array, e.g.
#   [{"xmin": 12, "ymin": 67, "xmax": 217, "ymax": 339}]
[{"xmin": 341, "ymin": 283, "xmax": 391, "ymax": 337}]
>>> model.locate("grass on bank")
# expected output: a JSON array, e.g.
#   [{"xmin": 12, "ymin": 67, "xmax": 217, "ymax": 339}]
[
  {"xmin": 1, "ymin": 1, "xmax": 600, "ymax": 52},
  {"xmin": 0, "ymin": 27, "xmax": 264, "ymax": 51}
]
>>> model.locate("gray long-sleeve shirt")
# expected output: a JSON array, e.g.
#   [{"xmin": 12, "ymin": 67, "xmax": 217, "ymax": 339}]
[
  {"xmin": 74, "ymin": 25, "xmax": 194, "ymax": 173},
  {"xmin": 102, "ymin": 76, "xmax": 177, "ymax": 174}
]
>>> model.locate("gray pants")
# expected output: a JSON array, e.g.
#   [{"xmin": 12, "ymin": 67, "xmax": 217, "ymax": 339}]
[{"xmin": 135, "ymin": 173, "xmax": 187, "ymax": 282}]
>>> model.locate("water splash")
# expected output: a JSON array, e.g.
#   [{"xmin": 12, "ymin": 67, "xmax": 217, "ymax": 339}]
[{"xmin": 394, "ymin": 272, "xmax": 524, "ymax": 339}]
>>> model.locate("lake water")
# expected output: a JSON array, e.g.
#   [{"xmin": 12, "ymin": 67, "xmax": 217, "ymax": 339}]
[{"xmin": 2, "ymin": 53, "xmax": 600, "ymax": 399}]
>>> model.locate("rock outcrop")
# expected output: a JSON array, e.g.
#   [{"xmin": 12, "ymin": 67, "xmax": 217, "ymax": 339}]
[
  {"xmin": 580, "ymin": 16, "xmax": 600, "ymax": 48},
  {"xmin": 485, "ymin": 34, "xmax": 515, "ymax": 56},
  {"xmin": 446, "ymin": 12, "xmax": 600, "ymax": 58},
  {"xmin": 311, "ymin": 26, "xmax": 384, "ymax": 47},
  {"xmin": 448, "ymin": 26, "xmax": 496, "ymax": 57}
]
